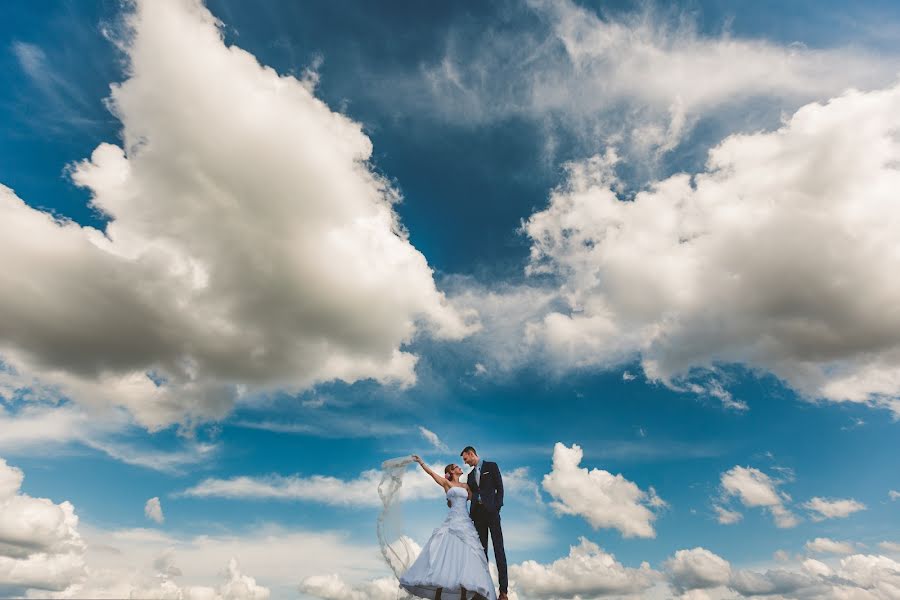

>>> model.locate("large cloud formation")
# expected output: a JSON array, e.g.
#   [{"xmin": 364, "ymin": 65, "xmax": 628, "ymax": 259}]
[
  {"xmin": 520, "ymin": 81, "xmax": 900, "ymax": 416},
  {"xmin": 0, "ymin": 458, "xmax": 276, "ymax": 598},
  {"xmin": 665, "ymin": 546, "xmax": 900, "ymax": 599},
  {"xmin": 0, "ymin": 0, "xmax": 474, "ymax": 431}
]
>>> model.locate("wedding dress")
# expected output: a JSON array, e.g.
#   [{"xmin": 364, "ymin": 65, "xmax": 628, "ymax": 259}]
[{"xmin": 398, "ymin": 486, "xmax": 496, "ymax": 600}]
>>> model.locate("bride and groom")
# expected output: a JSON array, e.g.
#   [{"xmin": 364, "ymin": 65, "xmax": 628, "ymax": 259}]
[{"xmin": 399, "ymin": 446, "xmax": 509, "ymax": 600}]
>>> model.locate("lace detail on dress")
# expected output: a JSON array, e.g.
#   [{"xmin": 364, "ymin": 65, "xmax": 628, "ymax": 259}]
[{"xmin": 441, "ymin": 487, "xmax": 486, "ymax": 558}]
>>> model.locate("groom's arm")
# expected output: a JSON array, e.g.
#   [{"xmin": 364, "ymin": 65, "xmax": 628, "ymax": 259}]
[{"xmin": 494, "ymin": 462, "xmax": 504, "ymax": 510}]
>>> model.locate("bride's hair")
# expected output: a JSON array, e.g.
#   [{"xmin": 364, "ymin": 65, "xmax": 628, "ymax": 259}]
[{"xmin": 444, "ymin": 464, "xmax": 456, "ymax": 481}]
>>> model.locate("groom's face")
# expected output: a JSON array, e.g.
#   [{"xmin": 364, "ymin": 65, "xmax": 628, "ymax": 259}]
[{"xmin": 462, "ymin": 451, "xmax": 477, "ymax": 466}]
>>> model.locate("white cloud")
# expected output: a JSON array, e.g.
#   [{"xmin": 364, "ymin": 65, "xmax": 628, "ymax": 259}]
[
  {"xmin": 0, "ymin": 0, "xmax": 475, "ymax": 432},
  {"xmin": 232, "ymin": 414, "xmax": 409, "ymax": 439},
  {"xmin": 688, "ymin": 381, "xmax": 748, "ymax": 412},
  {"xmin": 665, "ymin": 548, "xmax": 731, "ymax": 593},
  {"xmin": 299, "ymin": 574, "xmax": 400, "ymax": 600},
  {"xmin": 727, "ymin": 567, "xmax": 821, "ymax": 597},
  {"xmin": 264, "ymin": 528, "xmax": 900, "ymax": 600},
  {"xmin": 890, "ymin": 490, "xmax": 899, "ymax": 501},
  {"xmin": 541, "ymin": 442, "xmax": 664, "ymax": 538},
  {"xmin": 179, "ymin": 470, "xmax": 426, "ymax": 507},
  {"xmin": 719, "ymin": 466, "xmax": 798, "ymax": 528},
  {"xmin": 510, "ymin": 81, "xmax": 900, "ymax": 418},
  {"xmin": 83, "ymin": 437, "xmax": 218, "ymax": 474},
  {"xmin": 879, "ymin": 542, "xmax": 900, "ymax": 553},
  {"xmin": 712, "ymin": 505, "xmax": 742, "ymax": 525},
  {"xmin": 0, "ymin": 398, "xmax": 110, "ymax": 453},
  {"xmin": 417, "ymin": 426, "xmax": 449, "ymax": 453},
  {"xmin": 836, "ymin": 554, "xmax": 900, "ymax": 596},
  {"xmin": 138, "ymin": 557, "xmax": 269, "ymax": 600},
  {"xmin": 0, "ymin": 400, "xmax": 219, "ymax": 474},
  {"xmin": 805, "ymin": 538, "xmax": 856, "ymax": 555},
  {"xmin": 178, "ymin": 462, "xmax": 537, "ymax": 507},
  {"xmin": 48, "ymin": 554, "xmax": 270, "ymax": 600},
  {"xmin": 443, "ymin": 280, "xmax": 562, "ymax": 376},
  {"xmin": 144, "ymin": 497, "xmax": 164, "ymax": 524},
  {"xmin": 661, "ymin": 549, "xmax": 900, "ymax": 599},
  {"xmin": 510, "ymin": 537, "xmax": 657, "ymax": 598},
  {"xmin": 14, "ymin": 461, "xmax": 281, "ymax": 599},
  {"xmin": 802, "ymin": 497, "xmax": 867, "ymax": 521},
  {"xmin": 55, "ymin": 522, "xmax": 385, "ymax": 600},
  {"xmin": 395, "ymin": 0, "xmax": 896, "ymax": 162},
  {"xmin": 0, "ymin": 458, "xmax": 85, "ymax": 591}
]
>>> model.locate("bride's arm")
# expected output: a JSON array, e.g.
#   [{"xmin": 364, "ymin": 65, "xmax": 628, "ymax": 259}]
[
  {"xmin": 463, "ymin": 483, "xmax": 472, "ymax": 501},
  {"xmin": 413, "ymin": 455, "xmax": 450, "ymax": 490}
]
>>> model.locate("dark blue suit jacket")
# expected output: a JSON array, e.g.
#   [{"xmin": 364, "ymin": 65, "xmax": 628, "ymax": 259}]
[{"xmin": 467, "ymin": 460, "xmax": 504, "ymax": 513}]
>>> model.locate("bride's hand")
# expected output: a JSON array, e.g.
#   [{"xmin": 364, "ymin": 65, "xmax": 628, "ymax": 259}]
[{"xmin": 412, "ymin": 454, "xmax": 423, "ymax": 464}]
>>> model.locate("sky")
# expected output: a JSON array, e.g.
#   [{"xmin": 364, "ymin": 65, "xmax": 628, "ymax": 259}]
[{"xmin": 1, "ymin": 0, "xmax": 899, "ymax": 599}]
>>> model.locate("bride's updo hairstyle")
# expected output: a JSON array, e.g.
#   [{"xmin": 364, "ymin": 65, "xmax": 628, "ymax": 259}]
[{"xmin": 444, "ymin": 464, "xmax": 456, "ymax": 481}]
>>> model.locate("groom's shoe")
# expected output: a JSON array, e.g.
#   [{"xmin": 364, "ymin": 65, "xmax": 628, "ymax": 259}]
[{"xmin": 498, "ymin": 593, "xmax": 508, "ymax": 600}]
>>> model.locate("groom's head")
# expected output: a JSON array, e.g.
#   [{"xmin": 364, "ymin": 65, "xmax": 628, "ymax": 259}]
[{"xmin": 460, "ymin": 446, "xmax": 478, "ymax": 466}]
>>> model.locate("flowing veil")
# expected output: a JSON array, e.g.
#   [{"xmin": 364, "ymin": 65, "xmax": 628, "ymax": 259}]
[{"xmin": 377, "ymin": 455, "xmax": 419, "ymax": 595}]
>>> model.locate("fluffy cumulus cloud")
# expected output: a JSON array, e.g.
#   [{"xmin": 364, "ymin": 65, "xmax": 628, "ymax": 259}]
[
  {"xmin": 0, "ymin": 458, "xmax": 276, "ymax": 598},
  {"xmin": 33, "ymin": 522, "xmax": 390, "ymax": 599},
  {"xmin": 718, "ymin": 466, "xmax": 798, "ymax": 529},
  {"xmin": 298, "ymin": 574, "xmax": 400, "ymax": 600},
  {"xmin": 510, "ymin": 537, "xmax": 657, "ymax": 599},
  {"xmin": 514, "ymin": 80, "xmax": 900, "ymax": 417},
  {"xmin": 541, "ymin": 443, "xmax": 665, "ymax": 538},
  {"xmin": 144, "ymin": 497, "xmax": 164, "ymax": 524},
  {"xmin": 665, "ymin": 548, "xmax": 731, "ymax": 593},
  {"xmin": 0, "ymin": 458, "xmax": 85, "ymax": 591},
  {"xmin": 311, "ymin": 542, "xmax": 900, "ymax": 600},
  {"xmin": 663, "ymin": 547, "xmax": 900, "ymax": 599},
  {"xmin": 802, "ymin": 497, "xmax": 867, "ymax": 521},
  {"xmin": 52, "ymin": 555, "xmax": 270, "ymax": 600},
  {"xmin": 0, "ymin": 0, "xmax": 475, "ymax": 432},
  {"xmin": 298, "ymin": 536, "xmax": 421, "ymax": 600}
]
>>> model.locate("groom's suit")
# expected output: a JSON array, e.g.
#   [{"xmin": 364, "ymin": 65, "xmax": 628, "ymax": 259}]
[{"xmin": 467, "ymin": 459, "xmax": 508, "ymax": 594}]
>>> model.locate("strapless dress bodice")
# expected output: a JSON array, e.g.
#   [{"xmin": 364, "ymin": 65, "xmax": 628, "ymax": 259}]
[{"xmin": 446, "ymin": 486, "xmax": 468, "ymax": 515}]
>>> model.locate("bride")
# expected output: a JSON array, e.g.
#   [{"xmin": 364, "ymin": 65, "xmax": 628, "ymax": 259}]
[{"xmin": 399, "ymin": 455, "xmax": 496, "ymax": 600}]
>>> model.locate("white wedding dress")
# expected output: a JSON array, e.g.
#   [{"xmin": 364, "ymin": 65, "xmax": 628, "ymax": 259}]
[{"xmin": 399, "ymin": 486, "xmax": 496, "ymax": 600}]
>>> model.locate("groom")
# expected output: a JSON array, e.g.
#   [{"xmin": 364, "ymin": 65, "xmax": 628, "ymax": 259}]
[{"xmin": 461, "ymin": 446, "xmax": 508, "ymax": 600}]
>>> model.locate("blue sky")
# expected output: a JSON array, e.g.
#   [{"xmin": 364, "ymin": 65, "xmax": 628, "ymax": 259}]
[{"xmin": 1, "ymin": 1, "xmax": 899, "ymax": 599}]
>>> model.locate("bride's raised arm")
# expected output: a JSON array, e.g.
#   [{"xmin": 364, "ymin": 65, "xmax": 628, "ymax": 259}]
[{"xmin": 413, "ymin": 455, "xmax": 450, "ymax": 490}]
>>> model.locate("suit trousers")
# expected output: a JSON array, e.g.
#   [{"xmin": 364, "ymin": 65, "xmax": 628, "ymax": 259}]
[{"xmin": 471, "ymin": 503, "xmax": 508, "ymax": 593}]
